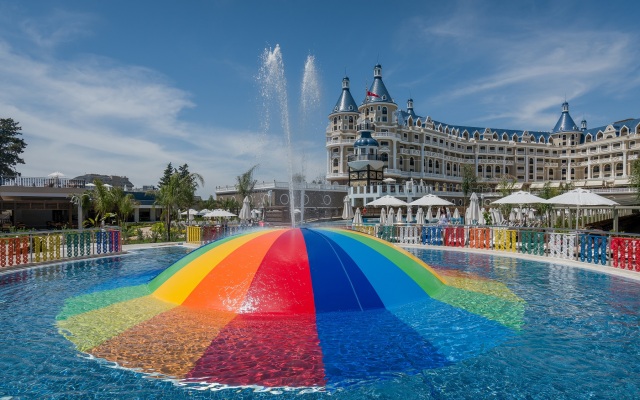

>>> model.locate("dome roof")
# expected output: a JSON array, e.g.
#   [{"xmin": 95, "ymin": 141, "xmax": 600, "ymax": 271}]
[{"xmin": 354, "ymin": 131, "xmax": 379, "ymax": 147}]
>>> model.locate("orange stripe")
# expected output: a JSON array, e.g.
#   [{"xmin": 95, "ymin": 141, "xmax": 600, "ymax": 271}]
[
  {"xmin": 152, "ymin": 230, "xmax": 279, "ymax": 305},
  {"xmin": 90, "ymin": 307, "xmax": 236, "ymax": 378},
  {"xmin": 181, "ymin": 230, "xmax": 286, "ymax": 312}
]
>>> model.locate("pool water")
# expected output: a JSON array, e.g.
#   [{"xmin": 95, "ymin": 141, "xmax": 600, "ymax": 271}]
[{"xmin": 1, "ymin": 246, "xmax": 639, "ymax": 399}]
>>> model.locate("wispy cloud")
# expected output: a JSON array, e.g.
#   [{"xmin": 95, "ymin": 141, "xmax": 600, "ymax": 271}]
[
  {"xmin": 400, "ymin": 1, "xmax": 640, "ymax": 130},
  {"xmin": 0, "ymin": 37, "xmax": 291, "ymax": 196}
]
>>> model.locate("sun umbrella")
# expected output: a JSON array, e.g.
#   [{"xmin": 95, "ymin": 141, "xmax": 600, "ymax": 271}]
[
  {"xmin": 435, "ymin": 207, "xmax": 441, "ymax": 220},
  {"xmin": 181, "ymin": 209, "xmax": 198, "ymax": 216},
  {"xmin": 468, "ymin": 193, "xmax": 481, "ymax": 225},
  {"xmin": 387, "ymin": 208, "xmax": 395, "ymax": 226},
  {"xmin": 406, "ymin": 207, "xmax": 413, "ymax": 224},
  {"xmin": 48, "ymin": 171, "xmax": 65, "ymax": 178},
  {"xmin": 366, "ymin": 195, "xmax": 407, "ymax": 210},
  {"xmin": 57, "ymin": 228, "xmax": 523, "ymax": 388},
  {"xmin": 342, "ymin": 196, "xmax": 354, "ymax": 220},
  {"xmin": 426, "ymin": 206, "xmax": 433, "ymax": 222},
  {"xmin": 416, "ymin": 207, "xmax": 424, "ymax": 225},
  {"xmin": 379, "ymin": 207, "xmax": 387, "ymax": 225},
  {"xmin": 204, "ymin": 209, "xmax": 236, "ymax": 218},
  {"xmin": 352, "ymin": 207, "xmax": 363, "ymax": 226},
  {"xmin": 239, "ymin": 196, "xmax": 252, "ymax": 222},
  {"xmin": 197, "ymin": 209, "xmax": 211, "ymax": 216},
  {"xmin": 409, "ymin": 194, "xmax": 454, "ymax": 207},
  {"xmin": 545, "ymin": 188, "xmax": 618, "ymax": 229},
  {"xmin": 491, "ymin": 191, "xmax": 545, "ymax": 205},
  {"xmin": 453, "ymin": 208, "xmax": 460, "ymax": 223},
  {"xmin": 509, "ymin": 209, "xmax": 516, "ymax": 223},
  {"xmin": 396, "ymin": 208, "xmax": 403, "ymax": 224},
  {"xmin": 85, "ymin": 182, "xmax": 96, "ymax": 188}
]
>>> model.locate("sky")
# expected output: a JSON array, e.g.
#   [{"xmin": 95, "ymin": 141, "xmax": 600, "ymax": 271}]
[{"xmin": 1, "ymin": 0, "xmax": 639, "ymax": 198}]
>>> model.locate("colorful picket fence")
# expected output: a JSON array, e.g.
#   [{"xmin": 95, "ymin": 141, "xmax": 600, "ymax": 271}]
[{"xmin": 0, "ymin": 229, "xmax": 122, "ymax": 269}]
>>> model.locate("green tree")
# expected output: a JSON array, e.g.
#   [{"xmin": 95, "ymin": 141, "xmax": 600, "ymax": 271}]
[
  {"xmin": 496, "ymin": 174, "xmax": 517, "ymax": 196},
  {"xmin": 110, "ymin": 187, "xmax": 138, "ymax": 227},
  {"xmin": 235, "ymin": 164, "xmax": 259, "ymax": 199},
  {"xmin": 461, "ymin": 164, "xmax": 477, "ymax": 207},
  {"xmin": 630, "ymin": 159, "xmax": 640, "ymax": 199},
  {"xmin": 0, "ymin": 118, "xmax": 27, "ymax": 176},
  {"xmin": 158, "ymin": 162, "xmax": 174, "ymax": 188},
  {"xmin": 154, "ymin": 171, "xmax": 204, "ymax": 241},
  {"xmin": 91, "ymin": 179, "xmax": 116, "ymax": 221}
]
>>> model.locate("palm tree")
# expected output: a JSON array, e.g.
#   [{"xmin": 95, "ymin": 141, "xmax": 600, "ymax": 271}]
[
  {"xmin": 90, "ymin": 179, "xmax": 116, "ymax": 225},
  {"xmin": 154, "ymin": 171, "xmax": 204, "ymax": 241},
  {"xmin": 110, "ymin": 187, "xmax": 138, "ymax": 227},
  {"xmin": 235, "ymin": 165, "xmax": 258, "ymax": 199}
]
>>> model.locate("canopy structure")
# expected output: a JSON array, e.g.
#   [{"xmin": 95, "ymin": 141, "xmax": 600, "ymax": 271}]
[
  {"xmin": 367, "ymin": 195, "xmax": 407, "ymax": 208},
  {"xmin": 203, "ymin": 209, "xmax": 236, "ymax": 218},
  {"xmin": 409, "ymin": 194, "xmax": 453, "ymax": 207},
  {"xmin": 491, "ymin": 191, "xmax": 545, "ymax": 205},
  {"xmin": 545, "ymin": 188, "xmax": 619, "ymax": 229}
]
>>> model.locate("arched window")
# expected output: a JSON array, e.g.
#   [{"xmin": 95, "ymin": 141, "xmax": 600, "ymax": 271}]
[
  {"xmin": 474, "ymin": 132, "xmax": 479, "ymax": 140},
  {"xmin": 502, "ymin": 133, "xmax": 508, "ymax": 141}
]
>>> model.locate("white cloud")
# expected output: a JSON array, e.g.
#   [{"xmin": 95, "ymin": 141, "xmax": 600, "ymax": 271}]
[{"xmin": 0, "ymin": 37, "xmax": 296, "ymax": 197}]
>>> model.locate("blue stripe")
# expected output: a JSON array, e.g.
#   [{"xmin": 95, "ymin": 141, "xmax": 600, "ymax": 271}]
[
  {"xmin": 316, "ymin": 230, "xmax": 430, "ymax": 308},
  {"xmin": 302, "ymin": 229, "xmax": 383, "ymax": 312},
  {"xmin": 315, "ymin": 309, "xmax": 451, "ymax": 386}
]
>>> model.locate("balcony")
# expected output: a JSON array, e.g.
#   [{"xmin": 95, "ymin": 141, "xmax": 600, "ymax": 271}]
[{"xmin": 0, "ymin": 176, "xmax": 86, "ymax": 188}]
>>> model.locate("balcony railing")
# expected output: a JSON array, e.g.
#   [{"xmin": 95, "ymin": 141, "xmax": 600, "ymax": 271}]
[{"xmin": 0, "ymin": 176, "xmax": 86, "ymax": 188}]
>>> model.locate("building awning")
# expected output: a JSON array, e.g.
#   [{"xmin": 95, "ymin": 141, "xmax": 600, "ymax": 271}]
[
  {"xmin": 585, "ymin": 180, "xmax": 603, "ymax": 187},
  {"xmin": 512, "ymin": 182, "xmax": 523, "ymax": 189},
  {"xmin": 529, "ymin": 182, "xmax": 545, "ymax": 189},
  {"xmin": 549, "ymin": 182, "xmax": 561, "ymax": 188},
  {"xmin": 573, "ymin": 181, "xmax": 586, "ymax": 187},
  {"xmin": 614, "ymin": 178, "xmax": 629, "ymax": 185}
]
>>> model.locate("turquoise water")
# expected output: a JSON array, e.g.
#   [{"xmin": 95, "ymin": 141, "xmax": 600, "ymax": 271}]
[{"xmin": 1, "ymin": 246, "xmax": 639, "ymax": 399}]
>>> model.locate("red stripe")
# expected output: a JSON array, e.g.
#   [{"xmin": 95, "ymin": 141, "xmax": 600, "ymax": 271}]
[
  {"xmin": 240, "ymin": 228, "xmax": 316, "ymax": 315},
  {"xmin": 186, "ymin": 313, "xmax": 326, "ymax": 387}
]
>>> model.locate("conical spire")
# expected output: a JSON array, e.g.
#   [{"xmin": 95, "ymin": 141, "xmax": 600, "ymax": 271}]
[
  {"xmin": 332, "ymin": 76, "xmax": 358, "ymax": 114},
  {"xmin": 363, "ymin": 64, "xmax": 394, "ymax": 104},
  {"xmin": 552, "ymin": 101, "xmax": 579, "ymax": 133}
]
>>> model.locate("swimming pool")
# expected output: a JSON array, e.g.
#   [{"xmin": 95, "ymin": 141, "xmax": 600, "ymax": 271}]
[{"xmin": 1, "ymin": 246, "xmax": 639, "ymax": 398}]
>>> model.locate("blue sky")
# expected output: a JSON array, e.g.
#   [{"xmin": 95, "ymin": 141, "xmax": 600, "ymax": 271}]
[{"xmin": 1, "ymin": 0, "xmax": 639, "ymax": 197}]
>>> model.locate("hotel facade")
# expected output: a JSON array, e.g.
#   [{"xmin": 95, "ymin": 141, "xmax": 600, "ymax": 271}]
[{"xmin": 326, "ymin": 65, "xmax": 639, "ymax": 207}]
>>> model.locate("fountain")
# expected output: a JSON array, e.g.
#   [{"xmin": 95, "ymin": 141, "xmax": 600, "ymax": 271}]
[
  {"xmin": 57, "ymin": 228, "xmax": 524, "ymax": 389},
  {"xmin": 55, "ymin": 45, "xmax": 525, "ymax": 390},
  {"xmin": 258, "ymin": 45, "xmax": 320, "ymax": 226}
]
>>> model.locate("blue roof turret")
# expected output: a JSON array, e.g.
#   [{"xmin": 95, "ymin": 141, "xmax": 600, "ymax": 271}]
[
  {"xmin": 354, "ymin": 131, "xmax": 379, "ymax": 148},
  {"xmin": 363, "ymin": 64, "xmax": 394, "ymax": 104},
  {"xmin": 552, "ymin": 101, "xmax": 579, "ymax": 133},
  {"xmin": 332, "ymin": 76, "xmax": 359, "ymax": 114}
]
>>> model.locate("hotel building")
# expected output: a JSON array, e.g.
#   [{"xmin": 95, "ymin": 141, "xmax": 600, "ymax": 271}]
[{"xmin": 326, "ymin": 64, "xmax": 639, "ymax": 207}]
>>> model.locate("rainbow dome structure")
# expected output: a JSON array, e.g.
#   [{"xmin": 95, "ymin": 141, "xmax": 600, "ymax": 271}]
[{"xmin": 57, "ymin": 228, "xmax": 524, "ymax": 389}]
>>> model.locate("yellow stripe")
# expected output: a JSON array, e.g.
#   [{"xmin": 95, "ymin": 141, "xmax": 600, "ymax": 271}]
[
  {"xmin": 152, "ymin": 230, "xmax": 276, "ymax": 304},
  {"xmin": 57, "ymin": 295, "xmax": 176, "ymax": 352}
]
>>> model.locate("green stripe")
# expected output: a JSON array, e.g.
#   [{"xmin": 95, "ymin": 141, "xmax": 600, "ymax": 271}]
[
  {"xmin": 56, "ymin": 284, "xmax": 151, "ymax": 321},
  {"xmin": 325, "ymin": 228, "xmax": 446, "ymax": 297}
]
